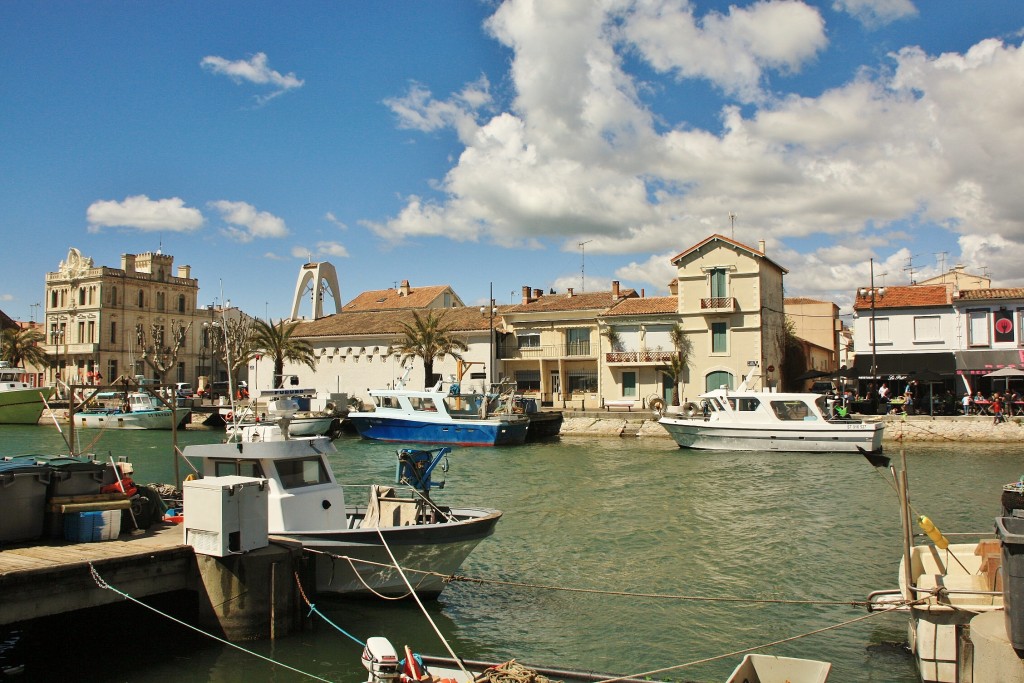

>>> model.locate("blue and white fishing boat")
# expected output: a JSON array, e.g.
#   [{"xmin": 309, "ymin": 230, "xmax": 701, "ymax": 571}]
[
  {"xmin": 347, "ymin": 375, "xmax": 530, "ymax": 447},
  {"xmin": 73, "ymin": 391, "xmax": 188, "ymax": 430}
]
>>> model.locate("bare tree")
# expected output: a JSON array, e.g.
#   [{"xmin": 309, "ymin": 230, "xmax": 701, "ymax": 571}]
[{"xmin": 136, "ymin": 320, "xmax": 192, "ymax": 383}]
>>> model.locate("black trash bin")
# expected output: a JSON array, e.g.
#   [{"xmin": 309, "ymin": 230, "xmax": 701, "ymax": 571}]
[{"xmin": 995, "ymin": 515, "xmax": 1024, "ymax": 650}]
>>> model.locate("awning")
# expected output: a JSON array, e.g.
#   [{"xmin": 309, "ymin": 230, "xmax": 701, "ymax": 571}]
[
  {"xmin": 851, "ymin": 352, "xmax": 956, "ymax": 380},
  {"xmin": 955, "ymin": 350, "xmax": 1024, "ymax": 376}
]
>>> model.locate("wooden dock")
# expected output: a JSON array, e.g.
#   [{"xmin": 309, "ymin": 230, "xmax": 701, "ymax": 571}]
[{"xmin": 0, "ymin": 523, "xmax": 193, "ymax": 626}]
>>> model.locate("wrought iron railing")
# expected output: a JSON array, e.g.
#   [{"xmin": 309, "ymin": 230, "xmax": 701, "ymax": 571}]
[{"xmin": 605, "ymin": 350, "xmax": 676, "ymax": 363}]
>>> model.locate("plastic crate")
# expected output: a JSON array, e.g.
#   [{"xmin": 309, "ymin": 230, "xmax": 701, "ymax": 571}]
[{"xmin": 63, "ymin": 510, "xmax": 121, "ymax": 542}]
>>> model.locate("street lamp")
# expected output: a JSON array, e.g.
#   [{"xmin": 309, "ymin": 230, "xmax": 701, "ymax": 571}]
[{"xmin": 858, "ymin": 257, "xmax": 886, "ymax": 393}]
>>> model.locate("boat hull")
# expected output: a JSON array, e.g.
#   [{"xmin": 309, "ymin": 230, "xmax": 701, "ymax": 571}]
[
  {"xmin": 282, "ymin": 507, "xmax": 501, "ymax": 596},
  {"xmin": 73, "ymin": 409, "xmax": 188, "ymax": 430},
  {"xmin": 658, "ymin": 416, "xmax": 884, "ymax": 453},
  {"xmin": 348, "ymin": 415, "xmax": 529, "ymax": 446},
  {"xmin": 0, "ymin": 386, "xmax": 53, "ymax": 425}
]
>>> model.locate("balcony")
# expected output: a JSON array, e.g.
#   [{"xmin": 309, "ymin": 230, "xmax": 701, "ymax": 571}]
[
  {"xmin": 497, "ymin": 342, "xmax": 595, "ymax": 360},
  {"xmin": 605, "ymin": 350, "xmax": 676, "ymax": 364},
  {"xmin": 701, "ymin": 296, "xmax": 735, "ymax": 311}
]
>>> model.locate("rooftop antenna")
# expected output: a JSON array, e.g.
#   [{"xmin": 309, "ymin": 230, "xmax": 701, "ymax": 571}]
[
  {"xmin": 934, "ymin": 251, "xmax": 948, "ymax": 276},
  {"xmin": 904, "ymin": 253, "xmax": 922, "ymax": 285},
  {"xmin": 578, "ymin": 240, "xmax": 592, "ymax": 292},
  {"xmin": 728, "ymin": 212, "xmax": 737, "ymax": 239}
]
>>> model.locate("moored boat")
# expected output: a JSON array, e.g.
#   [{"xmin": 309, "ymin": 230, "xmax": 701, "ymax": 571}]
[
  {"xmin": 656, "ymin": 372, "xmax": 883, "ymax": 454},
  {"xmin": 0, "ymin": 361, "xmax": 53, "ymax": 425},
  {"xmin": 347, "ymin": 376, "xmax": 530, "ymax": 447},
  {"xmin": 181, "ymin": 421, "xmax": 501, "ymax": 597},
  {"xmin": 73, "ymin": 391, "xmax": 188, "ymax": 430}
]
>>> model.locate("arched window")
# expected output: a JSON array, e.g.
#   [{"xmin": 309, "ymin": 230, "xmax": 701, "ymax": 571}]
[{"xmin": 705, "ymin": 370, "xmax": 734, "ymax": 392}]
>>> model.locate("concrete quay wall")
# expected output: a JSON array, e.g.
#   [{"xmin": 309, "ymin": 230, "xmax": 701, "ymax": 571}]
[{"xmin": 557, "ymin": 413, "xmax": 1024, "ymax": 443}]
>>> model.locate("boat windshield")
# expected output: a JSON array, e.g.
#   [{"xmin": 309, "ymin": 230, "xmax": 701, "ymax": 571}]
[
  {"xmin": 212, "ymin": 459, "xmax": 264, "ymax": 478},
  {"xmin": 409, "ymin": 397, "xmax": 439, "ymax": 412},
  {"xmin": 770, "ymin": 400, "xmax": 816, "ymax": 421},
  {"xmin": 276, "ymin": 457, "xmax": 332, "ymax": 489},
  {"xmin": 726, "ymin": 397, "xmax": 761, "ymax": 412}
]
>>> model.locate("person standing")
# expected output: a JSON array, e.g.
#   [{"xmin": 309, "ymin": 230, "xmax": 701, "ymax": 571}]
[
  {"xmin": 962, "ymin": 392, "xmax": 972, "ymax": 416},
  {"xmin": 993, "ymin": 394, "xmax": 1006, "ymax": 424}
]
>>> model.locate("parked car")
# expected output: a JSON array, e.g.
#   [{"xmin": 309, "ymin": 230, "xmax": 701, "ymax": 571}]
[
  {"xmin": 174, "ymin": 382, "xmax": 194, "ymax": 398},
  {"xmin": 810, "ymin": 380, "xmax": 837, "ymax": 396}
]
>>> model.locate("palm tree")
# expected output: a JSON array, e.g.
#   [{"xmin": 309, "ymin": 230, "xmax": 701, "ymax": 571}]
[
  {"xmin": 252, "ymin": 318, "xmax": 317, "ymax": 388},
  {"xmin": 1, "ymin": 326, "xmax": 48, "ymax": 369},
  {"xmin": 395, "ymin": 310, "xmax": 469, "ymax": 388},
  {"xmin": 663, "ymin": 323, "xmax": 693, "ymax": 406}
]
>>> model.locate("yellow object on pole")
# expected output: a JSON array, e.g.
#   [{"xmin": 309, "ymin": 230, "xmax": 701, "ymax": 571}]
[{"xmin": 918, "ymin": 515, "xmax": 950, "ymax": 549}]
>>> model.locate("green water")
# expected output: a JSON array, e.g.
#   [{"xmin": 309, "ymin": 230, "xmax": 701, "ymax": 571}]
[{"xmin": 2, "ymin": 424, "xmax": 1022, "ymax": 682}]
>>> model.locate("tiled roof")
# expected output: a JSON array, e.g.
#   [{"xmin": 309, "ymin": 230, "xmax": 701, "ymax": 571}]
[
  {"xmin": 342, "ymin": 284, "xmax": 458, "ymax": 311},
  {"xmin": 295, "ymin": 306, "xmax": 496, "ymax": 339},
  {"xmin": 502, "ymin": 289, "xmax": 638, "ymax": 314},
  {"xmin": 956, "ymin": 287, "xmax": 1024, "ymax": 301},
  {"xmin": 669, "ymin": 233, "xmax": 789, "ymax": 274},
  {"xmin": 603, "ymin": 296, "xmax": 678, "ymax": 316},
  {"xmin": 852, "ymin": 284, "xmax": 950, "ymax": 311},
  {"xmin": 785, "ymin": 297, "xmax": 832, "ymax": 305},
  {"xmin": 0, "ymin": 308, "xmax": 16, "ymax": 330}
]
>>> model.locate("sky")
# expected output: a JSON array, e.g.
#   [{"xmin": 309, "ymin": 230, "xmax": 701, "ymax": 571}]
[{"xmin": 2, "ymin": 0, "xmax": 1023, "ymax": 323}]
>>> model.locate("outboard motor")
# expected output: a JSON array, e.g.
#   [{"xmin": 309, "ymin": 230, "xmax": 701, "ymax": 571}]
[{"xmin": 362, "ymin": 637, "xmax": 400, "ymax": 683}]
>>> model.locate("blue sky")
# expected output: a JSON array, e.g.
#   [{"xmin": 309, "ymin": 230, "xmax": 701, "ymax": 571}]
[{"xmin": 2, "ymin": 0, "xmax": 1022, "ymax": 322}]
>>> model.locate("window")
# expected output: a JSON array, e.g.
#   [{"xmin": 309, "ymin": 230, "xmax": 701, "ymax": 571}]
[
  {"xmin": 566, "ymin": 369, "xmax": 597, "ymax": 393},
  {"xmin": 77, "ymin": 320, "xmax": 85, "ymax": 344},
  {"xmin": 913, "ymin": 315, "xmax": 940, "ymax": 342},
  {"xmin": 710, "ymin": 268, "xmax": 728, "ymax": 298},
  {"xmin": 138, "ymin": 290, "xmax": 144, "ymax": 308},
  {"xmin": 156, "ymin": 292, "xmax": 165, "ymax": 311},
  {"xmin": 870, "ymin": 317, "xmax": 891, "ymax": 344},
  {"xmin": 566, "ymin": 328, "xmax": 591, "ymax": 356},
  {"xmin": 178, "ymin": 294, "xmax": 186, "ymax": 313},
  {"xmin": 515, "ymin": 369, "xmax": 541, "ymax": 391},
  {"xmin": 621, "ymin": 371, "xmax": 637, "ymax": 397},
  {"xmin": 177, "ymin": 362, "xmax": 185, "ymax": 383},
  {"xmin": 110, "ymin": 321, "xmax": 117, "ymax": 344},
  {"xmin": 107, "ymin": 359, "xmax": 117, "ymax": 382},
  {"xmin": 711, "ymin": 321, "xmax": 728, "ymax": 353},
  {"xmin": 213, "ymin": 459, "xmax": 264, "ymax": 478},
  {"xmin": 276, "ymin": 457, "xmax": 330, "ymax": 488},
  {"xmin": 111, "ymin": 287, "xmax": 117, "ymax": 306},
  {"xmin": 968, "ymin": 310, "xmax": 990, "ymax": 347},
  {"xmin": 705, "ymin": 370, "xmax": 733, "ymax": 391},
  {"xmin": 770, "ymin": 400, "xmax": 812, "ymax": 421},
  {"xmin": 78, "ymin": 288, "xmax": 86, "ymax": 305},
  {"xmin": 517, "ymin": 333, "xmax": 540, "ymax": 349},
  {"xmin": 87, "ymin": 320, "xmax": 95, "ymax": 343},
  {"xmin": 50, "ymin": 290, "xmax": 58, "ymax": 308},
  {"xmin": 410, "ymin": 397, "xmax": 438, "ymax": 412}
]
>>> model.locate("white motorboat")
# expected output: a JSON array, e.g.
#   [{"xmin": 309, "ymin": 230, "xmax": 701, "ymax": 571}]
[
  {"xmin": 224, "ymin": 387, "xmax": 340, "ymax": 439},
  {"xmin": 0, "ymin": 361, "xmax": 53, "ymax": 425},
  {"xmin": 656, "ymin": 371, "xmax": 884, "ymax": 453},
  {"xmin": 73, "ymin": 391, "xmax": 188, "ymax": 430},
  {"xmin": 347, "ymin": 375, "xmax": 530, "ymax": 446},
  {"xmin": 181, "ymin": 422, "xmax": 501, "ymax": 597}
]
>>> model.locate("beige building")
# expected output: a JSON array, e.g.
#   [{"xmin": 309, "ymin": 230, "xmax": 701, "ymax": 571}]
[
  {"xmin": 785, "ymin": 297, "xmax": 841, "ymax": 374},
  {"xmin": 43, "ymin": 247, "xmax": 225, "ymax": 388}
]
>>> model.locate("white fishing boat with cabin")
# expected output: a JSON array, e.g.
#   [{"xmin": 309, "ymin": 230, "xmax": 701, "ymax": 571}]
[
  {"xmin": 181, "ymin": 421, "xmax": 501, "ymax": 597},
  {"xmin": 655, "ymin": 370, "xmax": 884, "ymax": 454},
  {"xmin": 73, "ymin": 390, "xmax": 188, "ymax": 430}
]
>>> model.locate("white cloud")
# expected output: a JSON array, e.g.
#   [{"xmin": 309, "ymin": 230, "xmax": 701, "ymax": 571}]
[
  {"xmin": 325, "ymin": 212, "xmax": 347, "ymax": 230},
  {"xmin": 200, "ymin": 52, "xmax": 304, "ymax": 104},
  {"xmin": 0, "ymin": 294, "xmax": 13, "ymax": 302},
  {"xmin": 374, "ymin": 1, "xmax": 1024, "ymax": 292},
  {"xmin": 833, "ymin": 0, "xmax": 917, "ymax": 28},
  {"xmin": 385, "ymin": 76, "xmax": 492, "ymax": 143},
  {"xmin": 209, "ymin": 200, "xmax": 289, "ymax": 243},
  {"xmin": 86, "ymin": 195, "xmax": 204, "ymax": 233}
]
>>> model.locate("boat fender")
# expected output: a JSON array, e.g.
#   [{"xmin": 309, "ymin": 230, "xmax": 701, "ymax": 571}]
[
  {"xmin": 683, "ymin": 401, "xmax": 699, "ymax": 417},
  {"xmin": 649, "ymin": 397, "xmax": 665, "ymax": 415},
  {"xmin": 917, "ymin": 515, "xmax": 950, "ymax": 549},
  {"xmin": 225, "ymin": 411, "xmax": 233, "ymax": 421},
  {"xmin": 184, "ymin": 473, "xmax": 197, "ymax": 482}
]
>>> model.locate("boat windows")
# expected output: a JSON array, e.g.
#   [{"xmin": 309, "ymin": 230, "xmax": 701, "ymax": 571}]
[
  {"xmin": 733, "ymin": 397, "xmax": 760, "ymax": 411},
  {"xmin": 212, "ymin": 459, "xmax": 264, "ymax": 478},
  {"xmin": 409, "ymin": 397, "xmax": 439, "ymax": 412},
  {"xmin": 277, "ymin": 457, "xmax": 331, "ymax": 488},
  {"xmin": 707, "ymin": 397, "xmax": 725, "ymax": 411},
  {"xmin": 770, "ymin": 400, "xmax": 811, "ymax": 421},
  {"xmin": 375, "ymin": 396, "xmax": 399, "ymax": 409}
]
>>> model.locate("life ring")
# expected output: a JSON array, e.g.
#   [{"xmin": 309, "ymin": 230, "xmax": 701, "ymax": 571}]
[
  {"xmin": 649, "ymin": 397, "xmax": 665, "ymax": 414},
  {"xmin": 683, "ymin": 401, "xmax": 699, "ymax": 417},
  {"xmin": 225, "ymin": 411, "xmax": 233, "ymax": 421}
]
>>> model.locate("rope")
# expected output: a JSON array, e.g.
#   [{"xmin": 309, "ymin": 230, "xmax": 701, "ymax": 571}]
[
  {"xmin": 87, "ymin": 563, "xmax": 332, "ymax": 682},
  {"xmin": 293, "ymin": 571, "xmax": 366, "ymax": 647},
  {"xmin": 302, "ymin": 548, "xmax": 871, "ymax": 607},
  {"xmin": 373, "ymin": 528, "xmax": 473, "ymax": 679}
]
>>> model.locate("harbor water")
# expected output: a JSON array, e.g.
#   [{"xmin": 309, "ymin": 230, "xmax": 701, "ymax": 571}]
[{"xmin": 2, "ymin": 424, "xmax": 1022, "ymax": 682}]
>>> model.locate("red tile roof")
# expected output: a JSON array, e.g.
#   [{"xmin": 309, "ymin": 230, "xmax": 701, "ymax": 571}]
[
  {"xmin": 343, "ymin": 284, "xmax": 459, "ymax": 311},
  {"xmin": 603, "ymin": 296, "xmax": 678, "ymax": 316},
  {"xmin": 852, "ymin": 284, "xmax": 950, "ymax": 311},
  {"xmin": 956, "ymin": 287, "xmax": 1024, "ymax": 301},
  {"xmin": 502, "ymin": 289, "xmax": 638, "ymax": 314},
  {"xmin": 295, "ymin": 306, "xmax": 496, "ymax": 338}
]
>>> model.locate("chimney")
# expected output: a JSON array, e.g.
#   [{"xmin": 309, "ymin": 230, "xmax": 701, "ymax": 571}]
[
  {"xmin": 177, "ymin": 265, "xmax": 191, "ymax": 279},
  {"xmin": 533, "ymin": 288, "xmax": 543, "ymax": 300},
  {"xmin": 758, "ymin": 239, "xmax": 766, "ymax": 254},
  {"xmin": 121, "ymin": 254, "xmax": 136, "ymax": 274},
  {"xmin": 611, "ymin": 280, "xmax": 620, "ymax": 300},
  {"xmin": 399, "ymin": 280, "xmax": 410, "ymax": 297},
  {"xmin": 522, "ymin": 286, "xmax": 531, "ymax": 304},
  {"xmin": 567, "ymin": 288, "xmax": 574, "ymax": 297}
]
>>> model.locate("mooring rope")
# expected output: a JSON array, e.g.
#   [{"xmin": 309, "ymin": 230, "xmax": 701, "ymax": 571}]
[
  {"xmin": 293, "ymin": 571, "xmax": 366, "ymax": 647},
  {"xmin": 303, "ymin": 548, "xmax": 871, "ymax": 607},
  {"xmin": 87, "ymin": 563, "xmax": 332, "ymax": 682}
]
